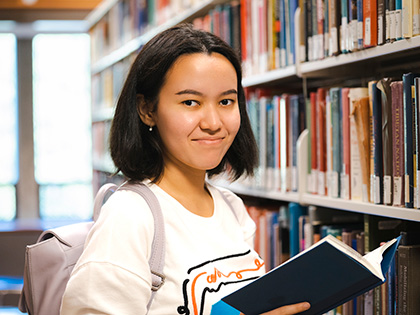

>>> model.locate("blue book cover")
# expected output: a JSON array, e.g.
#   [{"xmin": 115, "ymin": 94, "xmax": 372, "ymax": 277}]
[
  {"xmin": 289, "ymin": 202, "xmax": 308, "ymax": 257},
  {"xmin": 356, "ymin": 0, "xmax": 363, "ymax": 49},
  {"xmin": 212, "ymin": 235, "xmax": 401, "ymax": 315},
  {"xmin": 402, "ymin": 73, "xmax": 420, "ymax": 208},
  {"xmin": 289, "ymin": 0, "xmax": 298, "ymax": 64}
]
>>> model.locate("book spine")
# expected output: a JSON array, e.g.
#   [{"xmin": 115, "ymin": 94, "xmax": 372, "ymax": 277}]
[
  {"xmin": 317, "ymin": 88, "xmax": 327, "ymax": 195},
  {"xmin": 310, "ymin": 92, "xmax": 318, "ymax": 194},
  {"xmin": 416, "ymin": 77, "xmax": 420, "ymax": 208},
  {"xmin": 324, "ymin": 0, "xmax": 330, "ymax": 57},
  {"xmin": 341, "ymin": 0, "xmax": 349, "ymax": 53},
  {"xmin": 414, "ymin": 0, "xmax": 420, "ymax": 35},
  {"xmin": 280, "ymin": 0, "xmax": 288, "ymax": 66},
  {"xmin": 331, "ymin": 87, "xmax": 342, "ymax": 198},
  {"xmin": 363, "ymin": 0, "xmax": 378, "ymax": 47},
  {"xmin": 391, "ymin": 81, "xmax": 405, "ymax": 206},
  {"xmin": 397, "ymin": 245, "xmax": 420, "ymax": 315},
  {"xmin": 395, "ymin": 0, "xmax": 403, "ymax": 39},
  {"xmin": 378, "ymin": 0, "xmax": 386, "ymax": 44},
  {"xmin": 288, "ymin": 202, "xmax": 308, "ymax": 257},
  {"xmin": 387, "ymin": 0, "xmax": 396, "ymax": 42},
  {"xmin": 317, "ymin": 0, "xmax": 325, "ymax": 59},
  {"xmin": 306, "ymin": 0, "xmax": 313, "ymax": 61},
  {"xmin": 357, "ymin": 0, "xmax": 364, "ymax": 49},
  {"xmin": 369, "ymin": 81, "xmax": 376, "ymax": 203},
  {"xmin": 377, "ymin": 78, "xmax": 394, "ymax": 205},
  {"xmin": 349, "ymin": 0, "xmax": 358, "ymax": 51},
  {"xmin": 266, "ymin": 98, "xmax": 275, "ymax": 190},
  {"xmin": 372, "ymin": 82, "xmax": 384, "ymax": 204},
  {"xmin": 290, "ymin": 95, "xmax": 300, "ymax": 192},
  {"xmin": 311, "ymin": 0, "xmax": 319, "ymax": 60},
  {"xmin": 341, "ymin": 88, "xmax": 351, "ymax": 199},
  {"xmin": 329, "ymin": 0, "xmax": 340, "ymax": 55},
  {"xmin": 402, "ymin": 0, "xmax": 413, "ymax": 38},
  {"xmin": 403, "ymin": 73, "xmax": 417, "ymax": 208},
  {"xmin": 274, "ymin": 0, "xmax": 282, "ymax": 68},
  {"xmin": 349, "ymin": 88, "xmax": 368, "ymax": 201},
  {"xmin": 289, "ymin": 0, "xmax": 298, "ymax": 64},
  {"xmin": 326, "ymin": 93, "xmax": 333, "ymax": 196}
]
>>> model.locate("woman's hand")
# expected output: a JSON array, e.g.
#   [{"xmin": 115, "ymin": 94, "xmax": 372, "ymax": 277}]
[
  {"xmin": 239, "ymin": 302, "xmax": 311, "ymax": 315},
  {"xmin": 260, "ymin": 302, "xmax": 311, "ymax": 315}
]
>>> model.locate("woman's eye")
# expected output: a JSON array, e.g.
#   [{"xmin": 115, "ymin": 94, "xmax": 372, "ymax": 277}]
[
  {"xmin": 220, "ymin": 99, "xmax": 234, "ymax": 106},
  {"xmin": 182, "ymin": 100, "xmax": 199, "ymax": 107}
]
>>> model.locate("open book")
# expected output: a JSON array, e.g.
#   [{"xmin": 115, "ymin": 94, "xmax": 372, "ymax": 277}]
[{"xmin": 211, "ymin": 234, "xmax": 401, "ymax": 315}]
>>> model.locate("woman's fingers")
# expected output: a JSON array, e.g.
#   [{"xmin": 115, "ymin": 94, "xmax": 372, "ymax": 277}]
[{"xmin": 261, "ymin": 302, "xmax": 311, "ymax": 315}]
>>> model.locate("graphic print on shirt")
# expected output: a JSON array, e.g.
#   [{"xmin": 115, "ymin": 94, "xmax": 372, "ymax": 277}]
[{"xmin": 177, "ymin": 250, "xmax": 264, "ymax": 315}]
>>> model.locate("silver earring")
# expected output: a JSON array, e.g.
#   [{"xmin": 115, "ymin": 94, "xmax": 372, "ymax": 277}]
[{"xmin": 149, "ymin": 126, "xmax": 153, "ymax": 132}]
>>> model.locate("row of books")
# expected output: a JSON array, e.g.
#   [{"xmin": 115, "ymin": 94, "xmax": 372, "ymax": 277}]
[
  {"xmin": 245, "ymin": 201, "xmax": 420, "ymax": 314},
  {"xmin": 92, "ymin": 56, "xmax": 133, "ymax": 112},
  {"xmin": 244, "ymin": 72, "xmax": 420, "ymax": 209},
  {"xmin": 245, "ymin": 88, "xmax": 306, "ymax": 192},
  {"xmin": 302, "ymin": 0, "xmax": 420, "ymax": 61},
  {"xmin": 308, "ymin": 73, "xmax": 420, "ymax": 208},
  {"xmin": 89, "ymin": 0, "xmax": 206, "ymax": 62}
]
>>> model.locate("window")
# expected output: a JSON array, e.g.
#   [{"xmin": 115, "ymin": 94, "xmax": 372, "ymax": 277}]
[
  {"xmin": 33, "ymin": 34, "xmax": 93, "ymax": 220},
  {"xmin": 0, "ymin": 34, "xmax": 18, "ymax": 221}
]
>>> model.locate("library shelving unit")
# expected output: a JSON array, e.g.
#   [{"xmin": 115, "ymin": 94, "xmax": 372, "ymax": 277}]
[{"xmin": 87, "ymin": 0, "xmax": 420, "ymax": 224}]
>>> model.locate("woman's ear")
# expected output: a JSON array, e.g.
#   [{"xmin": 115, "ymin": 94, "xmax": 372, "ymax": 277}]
[{"xmin": 136, "ymin": 94, "xmax": 155, "ymax": 127}]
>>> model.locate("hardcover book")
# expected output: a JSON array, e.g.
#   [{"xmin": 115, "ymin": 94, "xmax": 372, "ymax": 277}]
[
  {"xmin": 391, "ymin": 81, "xmax": 405, "ymax": 206},
  {"xmin": 377, "ymin": 78, "xmax": 394, "ymax": 205},
  {"xmin": 211, "ymin": 235, "xmax": 401, "ymax": 315}
]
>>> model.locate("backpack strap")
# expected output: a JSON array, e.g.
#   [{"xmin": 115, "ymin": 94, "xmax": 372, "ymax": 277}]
[
  {"xmin": 93, "ymin": 181, "xmax": 166, "ymax": 311},
  {"xmin": 117, "ymin": 182, "xmax": 166, "ymax": 310}
]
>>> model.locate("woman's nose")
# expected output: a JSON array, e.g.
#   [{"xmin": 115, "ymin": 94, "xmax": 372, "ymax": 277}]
[{"xmin": 200, "ymin": 104, "xmax": 222, "ymax": 131}]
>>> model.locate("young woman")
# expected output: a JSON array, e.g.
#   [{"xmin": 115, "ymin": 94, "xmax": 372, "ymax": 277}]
[{"xmin": 61, "ymin": 24, "xmax": 310, "ymax": 315}]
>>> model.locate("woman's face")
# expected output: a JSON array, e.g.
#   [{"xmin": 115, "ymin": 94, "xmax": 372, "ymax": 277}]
[{"xmin": 151, "ymin": 52, "xmax": 240, "ymax": 175}]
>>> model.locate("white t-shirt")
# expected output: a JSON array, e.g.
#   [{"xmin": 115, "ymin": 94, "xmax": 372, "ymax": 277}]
[{"xmin": 61, "ymin": 181, "xmax": 265, "ymax": 315}]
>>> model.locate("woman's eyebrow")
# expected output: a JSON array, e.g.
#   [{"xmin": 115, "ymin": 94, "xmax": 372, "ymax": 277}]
[
  {"xmin": 175, "ymin": 89, "xmax": 202, "ymax": 96},
  {"xmin": 175, "ymin": 89, "xmax": 238, "ymax": 96},
  {"xmin": 221, "ymin": 89, "xmax": 238, "ymax": 96}
]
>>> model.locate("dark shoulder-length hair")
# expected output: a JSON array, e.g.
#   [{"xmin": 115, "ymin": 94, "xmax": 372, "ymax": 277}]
[{"xmin": 109, "ymin": 23, "xmax": 258, "ymax": 182}]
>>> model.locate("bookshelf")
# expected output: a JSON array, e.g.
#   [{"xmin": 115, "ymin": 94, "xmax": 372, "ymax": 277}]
[
  {"xmin": 89, "ymin": 0, "xmax": 420, "ymax": 224},
  {"xmin": 88, "ymin": 0, "xmax": 420, "ymax": 312}
]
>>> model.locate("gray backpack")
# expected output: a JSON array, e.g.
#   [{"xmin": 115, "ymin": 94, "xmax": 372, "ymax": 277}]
[{"xmin": 18, "ymin": 182, "xmax": 166, "ymax": 315}]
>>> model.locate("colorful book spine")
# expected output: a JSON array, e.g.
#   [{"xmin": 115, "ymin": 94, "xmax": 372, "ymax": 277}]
[
  {"xmin": 363, "ymin": 0, "xmax": 378, "ymax": 47},
  {"xmin": 391, "ymin": 81, "xmax": 405, "ymax": 206}
]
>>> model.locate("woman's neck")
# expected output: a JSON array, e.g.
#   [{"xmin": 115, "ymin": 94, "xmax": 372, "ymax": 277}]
[{"xmin": 155, "ymin": 164, "xmax": 214, "ymax": 217}]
